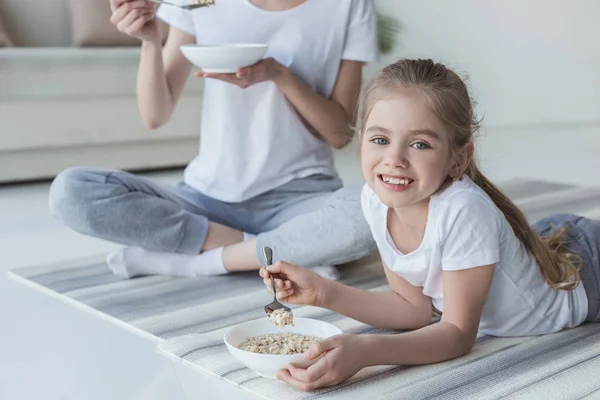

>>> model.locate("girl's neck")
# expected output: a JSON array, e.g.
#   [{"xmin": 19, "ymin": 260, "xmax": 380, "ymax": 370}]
[
  {"xmin": 387, "ymin": 200, "xmax": 430, "ymax": 255},
  {"xmin": 392, "ymin": 200, "xmax": 430, "ymax": 230},
  {"xmin": 247, "ymin": 0, "xmax": 307, "ymax": 11}
]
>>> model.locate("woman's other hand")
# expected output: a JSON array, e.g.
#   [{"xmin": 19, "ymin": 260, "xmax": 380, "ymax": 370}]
[{"xmin": 195, "ymin": 58, "xmax": 288, "ymax": 88}]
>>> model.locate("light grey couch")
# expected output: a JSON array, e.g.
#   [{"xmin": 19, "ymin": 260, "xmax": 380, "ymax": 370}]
[{"xmin": 0, "ymin": 0, "xmax": 202, "ymax": 183}]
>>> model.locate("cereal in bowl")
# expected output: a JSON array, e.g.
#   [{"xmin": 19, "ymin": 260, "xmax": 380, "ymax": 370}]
[{"xmin": 237, "ymin": 332, "xmax": 320, "ymax": 355}]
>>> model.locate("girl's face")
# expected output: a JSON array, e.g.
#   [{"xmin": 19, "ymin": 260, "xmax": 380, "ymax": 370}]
[{"xmin": 360, "ymin": 89, "xmax": 455, "ymax": 211}]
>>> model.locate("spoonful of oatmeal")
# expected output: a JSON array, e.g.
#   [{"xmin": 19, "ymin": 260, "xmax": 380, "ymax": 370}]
[{"xmin": 261, "ymin": 247, "xmax": 294, "ymax": 328}]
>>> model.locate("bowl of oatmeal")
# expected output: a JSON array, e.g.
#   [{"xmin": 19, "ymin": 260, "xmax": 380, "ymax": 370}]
[
  {"xmin": 223, "ymin": 317, "xmax": 343, "ymax": 379},
  {"xmin": 180, "ymin": 43, "xmax": 268, "ymax": 74}
]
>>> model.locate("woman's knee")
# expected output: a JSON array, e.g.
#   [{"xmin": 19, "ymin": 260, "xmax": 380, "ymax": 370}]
[
  {"xmin": 327, "ymin": 186, "xmax": 361, "ymax": 206},
  {"xmin": 48, "ymin": 166, "xmax": 103, "ymax": 226}
]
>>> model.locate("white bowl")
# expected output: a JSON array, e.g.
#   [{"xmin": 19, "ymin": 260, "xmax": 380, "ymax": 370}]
[
  {"xmin": 180, "ymin": 43, "xmax": 268, "ymax": 73},
  {"xmin": 223, "ymin": 317, "xmax": 343, "ymax": 379}
]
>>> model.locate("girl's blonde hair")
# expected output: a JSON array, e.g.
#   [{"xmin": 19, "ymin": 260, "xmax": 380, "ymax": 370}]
[{"xmin": 357, "ymin": 58, "xmax": 581, "ymax": 290}]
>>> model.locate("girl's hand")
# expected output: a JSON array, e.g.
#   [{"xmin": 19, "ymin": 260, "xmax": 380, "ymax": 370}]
[
  {"xmin": 278, "ymin": 334, "xmax": 368, "ymax": 391},
  {"xmin": 110, "ymin": 0, "xmax": 161, "ymax": 43},
  {"xmin": 259, "ymin": 261, "xmax": 326, "ymax": 307},
  {"xmin": 195, "ymin": 58, "xmax": 288, "ymax": 88}
]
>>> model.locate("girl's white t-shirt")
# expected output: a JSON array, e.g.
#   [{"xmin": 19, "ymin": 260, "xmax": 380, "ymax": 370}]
[
  {"xmin": 157, "ymin": 0, "xmax": 379, "ymax": 202},
  {"xmin": 361, "ymin": 176, "xmax": 588, "ymax": 336}
]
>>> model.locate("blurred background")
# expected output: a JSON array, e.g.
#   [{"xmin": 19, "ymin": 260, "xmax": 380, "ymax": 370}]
[
  {"xmin": 372, "ymin": 0, "xmax": 600, "ymax": 188},
  {"xmin": 1, "ymin": 0, "xmax": 598, "ymax": 187}
]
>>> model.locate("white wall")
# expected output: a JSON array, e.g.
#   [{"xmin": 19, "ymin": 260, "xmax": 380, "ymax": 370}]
[{"xmin": 369, "ymin": 0, "xmax": 600, "ymax": 186}]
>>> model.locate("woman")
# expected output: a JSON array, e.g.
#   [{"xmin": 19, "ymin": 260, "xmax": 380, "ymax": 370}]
[{"xmin": 48, "ymin": 0, "xmax": 379, "ymax": 278}]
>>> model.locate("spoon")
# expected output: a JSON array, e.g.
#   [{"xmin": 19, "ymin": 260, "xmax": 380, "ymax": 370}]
[
  {"xmin": 147, "ymin": 0, "xmax": 214, "ymax": 11},
  {"xmin": 262, "ymin": 247, "xmax": 293, "ymax": 316}
]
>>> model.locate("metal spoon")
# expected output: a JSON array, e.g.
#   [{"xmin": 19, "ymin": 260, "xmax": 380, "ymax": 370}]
[
  {"xmin": 147, "ymin": 0, "xmax": 214, "ymax": 10},
  {"xmin": 262, "ymin": 247, "xmax": 293, "ymax": 316}
]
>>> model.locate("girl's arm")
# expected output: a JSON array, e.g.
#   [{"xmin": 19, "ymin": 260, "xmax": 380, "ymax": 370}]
[
  {"xmin": 275, "ymin": 60, "xmax": 363, "ymax": 149},
  {"xmin": 277, "ymin": 264, "xmax": 496, "ymax": 391},
  {"xmin": 137, "ymin": 26, "xmax": 195, "ymax": 129},
  {"xmin": 321, "ymin": 264, "xmax": 434, "ymax": 330},
  {"xmin": 361, "ymin": 264, "xmax": 496, "ymax": 366}
]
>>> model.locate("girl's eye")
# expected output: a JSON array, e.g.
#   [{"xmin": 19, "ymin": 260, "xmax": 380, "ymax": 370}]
[
  {"xmin": 370, "ymin": 137, "xmax": 389, "ymax": 145},
  {"xmin": 411, "ymin": 141, "xmax": 430, "ymax": 150}
]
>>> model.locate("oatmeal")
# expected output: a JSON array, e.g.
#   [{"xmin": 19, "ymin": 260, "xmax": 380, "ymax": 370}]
[
  {"xmin": 269, "ymin": 308, "xmax": 294, "ymax": 328},
  {"xmin": 237, "ymin": 332, "xmax": 321, "ymax": 355}
]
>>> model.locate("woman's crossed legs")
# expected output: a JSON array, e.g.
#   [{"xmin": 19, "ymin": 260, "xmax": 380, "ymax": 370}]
[{"xmin": 49, "ymin": 167, "xmax": 376, "ymax": 279}]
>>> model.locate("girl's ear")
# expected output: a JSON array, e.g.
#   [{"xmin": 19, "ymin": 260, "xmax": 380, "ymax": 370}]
[{"xmin": 451, "ymin": 142, "xmax": 474, "ymax": 179}]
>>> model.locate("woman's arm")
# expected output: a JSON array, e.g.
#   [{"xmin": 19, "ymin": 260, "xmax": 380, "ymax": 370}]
[
  {"xmin": 137, "ymin": 26, "xmax": 195, "ymax": 129},
  {"xmin": 109, "ymin": 1, "xmax": 195, "ymax": 129},
  {"xmin": 361, "ymin": 264, "xmax": 496, "ymax": 366},
  {"xmin": 321, "ymin": 264, "xmax": 434, "ymax": 330},
  {"xmin": 201, "ymin": 59, "xmax": 364, "ymax": 149},
  {"xmin": 275, "ymin": 60, "xmax": 363, "ymax": 149}
]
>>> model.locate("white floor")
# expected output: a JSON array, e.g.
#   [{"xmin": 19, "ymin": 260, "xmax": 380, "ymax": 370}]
[
  {"xmin": 0, "ymin": 170, "xmax": 181, "ymax": 400},
  {"xmin": 1, "ymin": 126, "xmax": 598, "ymax": 399}
]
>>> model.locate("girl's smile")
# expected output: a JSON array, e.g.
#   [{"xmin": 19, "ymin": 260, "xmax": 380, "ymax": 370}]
[{"xmin": 378, "ymin": 174, "xmax": 415, "ymax": 192}]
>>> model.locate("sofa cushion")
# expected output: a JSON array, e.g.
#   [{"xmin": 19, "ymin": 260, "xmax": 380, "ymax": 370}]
[
  {"xmin": 0, "ymin": 0, "xmax": 70, "ymax": 46},
  {"xmin": 66, "ymin": 0, "xmax": 168, "ymax": 46},
  {"xmin": 0, "ymin": 13, "xmax": 13, "ymax": 47}
]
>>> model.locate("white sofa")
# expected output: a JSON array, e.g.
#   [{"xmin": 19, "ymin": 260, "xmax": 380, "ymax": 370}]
[{"xmin": 0, "ymin": 0, "xmax": 202, "ymax": 183}]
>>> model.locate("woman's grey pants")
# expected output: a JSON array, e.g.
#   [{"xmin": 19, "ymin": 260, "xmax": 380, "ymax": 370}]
[{"xmin": 48, "ymin": 167, "xmax": 376, "ymax": 267}]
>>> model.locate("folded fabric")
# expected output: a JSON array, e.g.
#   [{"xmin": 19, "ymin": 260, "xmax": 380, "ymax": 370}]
[{"xmin": 0, "ymin": 13, "xmax": 14, "ymax": 47}]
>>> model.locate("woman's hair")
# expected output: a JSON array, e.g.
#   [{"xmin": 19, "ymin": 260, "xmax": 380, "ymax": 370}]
[{"xmin": 357, "ymin": 58, "xmax": 581, "ymax": 290}]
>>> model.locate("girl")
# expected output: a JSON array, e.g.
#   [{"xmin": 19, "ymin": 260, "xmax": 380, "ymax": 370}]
[
  {"xmin": 260, "ymin": 58, "xmax": 600, "ymax": 391},
  {"xmin": 48, "ymin": 0, "xmax": 379, "ymax": 279}
]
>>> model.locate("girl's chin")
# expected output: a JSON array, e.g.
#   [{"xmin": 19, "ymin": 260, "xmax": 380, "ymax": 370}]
[{"xmin": 373, "ymin": 189, "xmax": 410, "ymax": 207}]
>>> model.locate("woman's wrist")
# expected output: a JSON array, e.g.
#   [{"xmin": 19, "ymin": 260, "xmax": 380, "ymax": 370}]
[
  {"xmin": 141, "ymin": 38, "xmax": 163, "ymax": 51},
  {"xmin": 272, "ymin": 62, "xmax": 294, "ymax": 89}
]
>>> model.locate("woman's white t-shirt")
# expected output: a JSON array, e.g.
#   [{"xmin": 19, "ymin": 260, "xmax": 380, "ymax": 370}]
[
  {"xmin": 361, "ymin": 176, "xmax": 588, "ymax": 336},
  {"xmin": 157, "ymin": 0, "xmax": 379, "ymax": 202}
]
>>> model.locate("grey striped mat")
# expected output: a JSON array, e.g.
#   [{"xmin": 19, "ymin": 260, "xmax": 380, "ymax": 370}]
[
  {"xmin": 8, "ymin": 247, "xmax": 386, "ymax": 342},
  {"xmin": 158, "ymin": 306, "xmax": 600, "ymax": 400},
  {"xmin": 9, "ymin": 179, "xmax": 600, "ymax": 399}
]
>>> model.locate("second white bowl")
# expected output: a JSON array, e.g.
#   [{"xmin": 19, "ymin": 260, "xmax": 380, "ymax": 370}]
[
  {"xmin": 180, "ymin": 43, "xmax": 268, "ymax": 73},
  {"xmin": 224, "ymin": 317, "xmax": 343, "ymax": 379}
]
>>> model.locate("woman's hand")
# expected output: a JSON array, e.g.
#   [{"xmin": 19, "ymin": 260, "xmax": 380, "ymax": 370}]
[
  {"xmin": 278, "ymin": 334, "xmax": 368, "ymax": 391},
  {"xmin": 195, "ymin": 58, "xmax": 289, "ymax": 88},
  {"xmin": 110, "ymin": 0, "xmax": 161, "ymax": 43},
  {"xmin": 259, "ymin": 261, "xmax": 327, "ymax": 307}
]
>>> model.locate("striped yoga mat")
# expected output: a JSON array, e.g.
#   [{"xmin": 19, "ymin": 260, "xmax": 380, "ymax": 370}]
[
  {"xmin": 158, "ymin": 305, "xmax": 600, "ymax": 400},
  {"xmin": 9, "ymin": 179, "xmax": 600, "ymax": 399}
]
